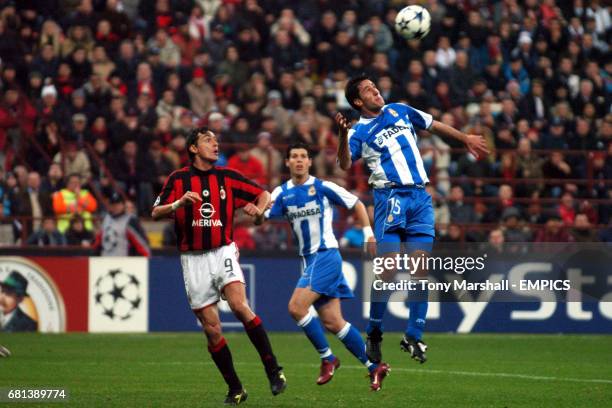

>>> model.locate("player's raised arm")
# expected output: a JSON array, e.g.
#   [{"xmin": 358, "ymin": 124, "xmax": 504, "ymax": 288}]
[
  {"xmin": 429, "ymin": 120, "xmax": 490, "ymax": 159},
  {"xmin": 335, "ymin": 112, "xmax": 352, "ymax": 171},
  {"xmin": 151, "ymin": 191, "xmax": 201, "ymax": 220}
]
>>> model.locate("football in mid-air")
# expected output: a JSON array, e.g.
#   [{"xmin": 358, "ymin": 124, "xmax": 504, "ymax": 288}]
[{"xmin": 395, "ymin": 5, "xmax": 431, "ymax": 40}]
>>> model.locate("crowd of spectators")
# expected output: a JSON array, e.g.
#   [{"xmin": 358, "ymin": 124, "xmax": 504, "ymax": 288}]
[{"xmin": 0, "ymin": 0, "xmax": 610, "ymax": 250}]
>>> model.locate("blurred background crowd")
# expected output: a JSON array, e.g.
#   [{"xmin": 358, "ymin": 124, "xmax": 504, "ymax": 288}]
[{"xmin": 0, "ymin": 0, "xmax": 610, "ymax": 252}]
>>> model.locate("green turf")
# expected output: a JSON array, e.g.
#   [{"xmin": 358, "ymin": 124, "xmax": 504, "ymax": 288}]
[{"xmin": 0, "ymin": 332, "xmax": 610, "ymax": 407}]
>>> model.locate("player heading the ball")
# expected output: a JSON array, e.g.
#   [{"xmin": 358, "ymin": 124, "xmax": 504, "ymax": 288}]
[{"xmin": 336, "ymin": 76, "xmax": 489, "ymax": 364}]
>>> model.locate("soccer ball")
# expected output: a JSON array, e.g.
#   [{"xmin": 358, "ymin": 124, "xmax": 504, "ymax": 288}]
[{"xmin": 395, "ymin": 5, "xmax": 431, "ymax": 40}]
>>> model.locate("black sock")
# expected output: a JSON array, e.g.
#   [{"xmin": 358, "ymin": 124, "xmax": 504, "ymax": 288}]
[
  {"xmin": 244, "ymin": 316, "xmax": 279, "ymax": 376},
  {"xmin": 209, "ymin": 337, "xmax": 242, "ymax": 391}
]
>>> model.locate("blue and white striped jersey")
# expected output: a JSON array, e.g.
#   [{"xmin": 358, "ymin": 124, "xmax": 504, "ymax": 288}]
[
  {"xmin": 348, "ymin": 102, "xmax": 433, "ymax": 188},
  {"xmin": 265, "ymin": 176, "xmax": 358, "ymax": 256}
]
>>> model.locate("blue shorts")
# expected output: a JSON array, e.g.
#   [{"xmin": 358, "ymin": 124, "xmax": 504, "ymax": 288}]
[
  {"xmin": 373, "ymin": 186, "xmax": 435, "ymax": 252},
  {"xmin": 297, "ymin": 249, "xmax": 354, "ymax": 302}
]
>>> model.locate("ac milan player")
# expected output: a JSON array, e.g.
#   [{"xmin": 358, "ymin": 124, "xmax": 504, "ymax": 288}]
[{"xmin": 152, "ymin": 127, "xmax": 287, "ymax": 405}]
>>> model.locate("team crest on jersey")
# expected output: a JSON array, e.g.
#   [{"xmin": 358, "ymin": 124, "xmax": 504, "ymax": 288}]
[
  {"xmin": 387, "ymin": 214, "xmax": 394, "ymax": 222},
  {"xmin": 220, "ymin": 187, "xmax": 226, "ymax": 200},
  {"xmin": 388, "ymin": 108, "xmax": 398, "ymax": 117},
  {"xmin": 308, "ymin": 186, "xmax": 316, "ymax": 196},
  {"xmin": 202, "ymin": 189, "xmax": 209, "ymax": 197}
]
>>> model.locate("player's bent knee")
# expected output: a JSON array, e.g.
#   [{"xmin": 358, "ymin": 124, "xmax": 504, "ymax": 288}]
[
  {"xmin": 228, "ymin": 300, "xmax": 253, "ymax": 321},
  {"xmin": 203, "ymin": 321, "xmax": 222, "ymax": 343},
  {"xmin": 322, "ymin": 318, "xmax": 345, "ymax": 334},
  {"xmin": 228, "ymin": 300, "xmax": 248, "ymax": 314},
  {"xmin": 287, "ymin": 301, "xmax": 307, "ymax": 321}
]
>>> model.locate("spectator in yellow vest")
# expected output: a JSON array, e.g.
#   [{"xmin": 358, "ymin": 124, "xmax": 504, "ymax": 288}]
[{"xmin": 52, "ymin": 174, "xmax": 97, "ymax": 233}]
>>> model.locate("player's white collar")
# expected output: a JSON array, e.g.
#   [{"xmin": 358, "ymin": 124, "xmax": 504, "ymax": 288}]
[
  {"xmin": 287, "ymin": 175, "xmax": 315, "ymax": 189},
  {"xmin": 358, "ymin": 105, "xmax": 388, "ymax": 124}
]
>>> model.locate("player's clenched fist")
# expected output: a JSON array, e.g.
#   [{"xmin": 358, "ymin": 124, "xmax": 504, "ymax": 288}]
[
  {"xmin": 243, "ymin": 202, "xmax": 263, "ymax": 217},
  {"xmin": 178, "ymin": 191, "xmax": 202, "ymax": 207}
]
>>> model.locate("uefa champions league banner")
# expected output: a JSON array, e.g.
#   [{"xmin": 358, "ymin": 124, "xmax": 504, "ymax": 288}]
[
  {"xmin": 1, "ymin": 249, "xmax": 610, "ymax": 333},
  {"xmin": 147, "ymin": 247, "xmax": 612, "ymax": 334}
]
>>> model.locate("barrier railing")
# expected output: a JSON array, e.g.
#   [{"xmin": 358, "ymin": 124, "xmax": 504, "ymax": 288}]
[
  {"xmin": 3, "ymin": 215, "xmax": 609, "ymax": 250},
  {"xmin": 220, "ymin": 142, "xmax": 610, "ymax": 190}
]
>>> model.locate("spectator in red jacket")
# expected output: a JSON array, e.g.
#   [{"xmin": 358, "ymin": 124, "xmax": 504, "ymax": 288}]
[
  {"xmin": 0, "ymin": 88, "xmax": 37, "ymax": 154},
  {"xmin": 227, "ymin": 144, "xmax": 266, "ymax": 187},
  {"xmin": 534, "ymin": 214, "xmax": 574, "ymax": 243},
  {"xmin": 558, "ymin": 192, "xmax": 576, "ymax": 226},
  {"xmin": 171, "ymin": 17, "xmax": 201, "ymax": 66}
]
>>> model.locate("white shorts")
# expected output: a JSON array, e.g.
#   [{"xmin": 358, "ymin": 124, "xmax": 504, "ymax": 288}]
[{"xmin": 180, "ymin": 242, "xmax": 245, "ymax": 310}]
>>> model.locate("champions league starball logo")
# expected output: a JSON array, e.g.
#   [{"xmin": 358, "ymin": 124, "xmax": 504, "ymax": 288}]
[
  {"xmin": 103, "ymin": 226, "xmax": 119, "ymax": 251},
  {"xmin": 94, "ymin": 269, "xmax": 142, "ymax": 321}
]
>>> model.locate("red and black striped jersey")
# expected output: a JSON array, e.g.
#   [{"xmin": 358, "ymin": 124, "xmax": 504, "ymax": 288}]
[{"xmin": 154, "ymin": 165, "xmax": 264, "ymax": 252}]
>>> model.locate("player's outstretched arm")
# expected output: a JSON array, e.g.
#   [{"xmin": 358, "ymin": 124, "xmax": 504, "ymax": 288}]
[
  {"xmin": 151, "ymin": 191, "xmax": 201, "ymax": 220},
  {"xmin": 429, "ymin": 120, "xmax": 490, "ymax": 159},
  {"xmin": 353, "ymin": 200, "xmax": 377, "ymax": 257},
  {"xmin": 335, "ymin": 112, "xmax": 352, "ymax": 170}
]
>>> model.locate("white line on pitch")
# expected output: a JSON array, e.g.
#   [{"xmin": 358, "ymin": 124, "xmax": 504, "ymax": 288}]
[
  {"xmin": 341, "ymin": 365, "xmax": 612, "ymax": 385},
  {"xmin": 37, "ymin": 360, "xmax": 610, "ymax": 385},
  {"xmin": 239, "ymin": 362, "xmax": 612, "ymax": 385}
]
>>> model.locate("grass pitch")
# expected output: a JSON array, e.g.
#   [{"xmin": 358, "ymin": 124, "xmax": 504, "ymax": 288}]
[{"xmin": 0, "ymin": 332, "xmax": 610, "ymax": 407}]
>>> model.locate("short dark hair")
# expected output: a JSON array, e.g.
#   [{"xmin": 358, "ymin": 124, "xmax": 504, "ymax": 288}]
[
  {"xmin": 285, "ymin": 142, "xmax": 312, "ymax": 159},
  {"xmin": 186, "ymin": 126, "xmax": 210, "ymax": 160},
  {"xmin": 66, "ymin": 173, "xmax": 81, "ymax": 182},
  {"xmin": 345, "ymin": 74, "xmax": 370, "ymax": 111}
]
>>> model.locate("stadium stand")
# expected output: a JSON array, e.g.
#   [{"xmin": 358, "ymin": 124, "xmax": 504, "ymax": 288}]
[{"xmin": 0, "ymin": 0, "xmax": 609, "ymax": 251}]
